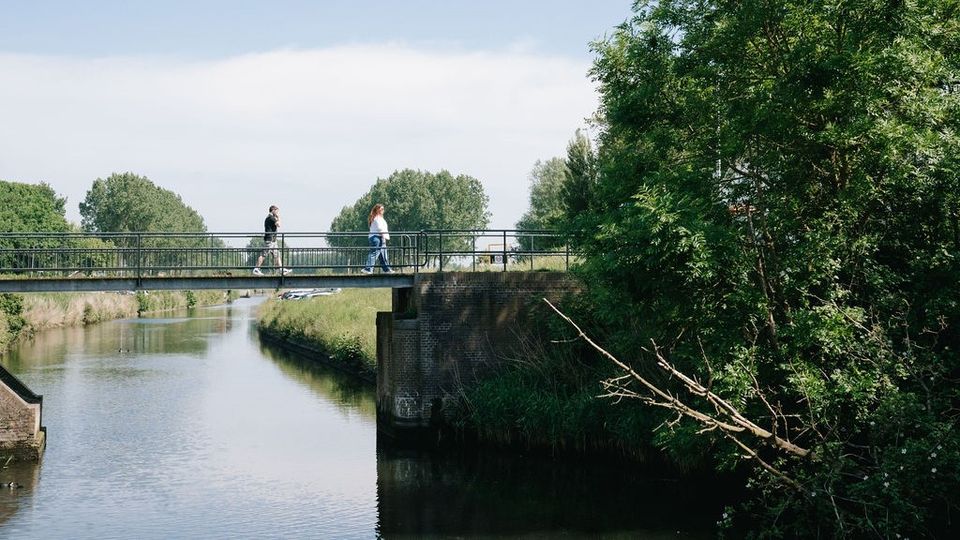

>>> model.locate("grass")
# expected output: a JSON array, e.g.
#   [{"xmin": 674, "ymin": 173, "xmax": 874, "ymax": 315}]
[
  {"xmin": 18, "ymin": 290, "xmax": 234, "ymax": 335},
  {"xmin": 257, "ymin": 288, "xmax": 391, "ymax": 371}
]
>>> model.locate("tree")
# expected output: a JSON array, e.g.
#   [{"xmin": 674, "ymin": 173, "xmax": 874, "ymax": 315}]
[
  {"xmin": 0, "ymin": 180, "xmax": 74, "ymax": 271},
  {"xmin": 560, "ymin": 129, "xmax": 597, "ymax": 220},
  {"xmin": 80, "ymin": 172, "xmax": 207, "ymax": 234},
  {"xmin": 515, "ymin": 158, "xmax": 568, "ymax": 253},
  {"xmin": 565, "ymin": 1, "xmax": 960, "ymax": 537},
  {"xmin": 329, "ymin": 169, "xmax": 491, "ymax": 267},
  {"xmin": 79, "ymin": 172, "xmax": 216, "ymax": 271},
  {"xmin": 0, "ymin": 180, "xmax": 70, "ymax": 234},
  {"xmin": 516, "ymin": 157, "xmax": 568, "ymax": 232}
]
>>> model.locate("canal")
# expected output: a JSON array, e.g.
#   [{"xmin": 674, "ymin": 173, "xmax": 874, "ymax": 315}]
[{"xmin": 0, "ymin": 297, "xmax": 716, "ymax": 539}]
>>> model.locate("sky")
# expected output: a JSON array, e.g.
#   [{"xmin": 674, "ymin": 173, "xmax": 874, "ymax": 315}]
[{"xmin": 0, "ymin": 0, "xmax": 632, "ymax": 233}]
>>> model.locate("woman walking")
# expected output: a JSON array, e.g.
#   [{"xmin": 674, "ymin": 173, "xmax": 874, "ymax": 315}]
[{"xmin": 362, "ymin": 203, "xmax": 393, "ymax": 274}]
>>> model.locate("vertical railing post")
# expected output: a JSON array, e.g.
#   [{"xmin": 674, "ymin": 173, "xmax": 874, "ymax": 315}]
[
  {"xmin": 502, "ymin": 230, "xmax": 507, "ymax": 272},
  {"xmin": 415, "ymin": 231, "xmax": 421, "ymax": 275},
  {"xmin": 439, "ymin": 230, "xmax": 444, "ymax": 272},
  {"xmin": 530, "ymin": 233, "xmax": 535, "ymax": 271},
  {"xmin": 136, "ymin": 233, "xmax": 142, "ymax": 287},
  {"xmin": 280, "ymin": 233, "xmax": 286, "ymax": 284},
  {"xmin": 472, "ymin": 232, "xmax": 477, "ymax": 271}
]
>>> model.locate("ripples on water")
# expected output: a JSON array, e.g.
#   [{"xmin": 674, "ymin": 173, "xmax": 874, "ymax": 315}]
[{"xmin": 0, "ymin": 298, "xmax": 717, "ymax": 539}]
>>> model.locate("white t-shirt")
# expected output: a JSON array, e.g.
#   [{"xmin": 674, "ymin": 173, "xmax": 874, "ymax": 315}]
[{"xmin": 369, "ymin": 215, "xmax": 390, "ymax": 240}]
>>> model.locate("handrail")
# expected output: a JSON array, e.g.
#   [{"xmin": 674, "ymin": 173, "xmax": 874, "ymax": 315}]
[{"xmin": 0, "ymin": 229, "xmax": 571, "ymax": 279}]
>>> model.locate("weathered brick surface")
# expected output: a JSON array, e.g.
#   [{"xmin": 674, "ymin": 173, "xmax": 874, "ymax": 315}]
[
  {"xmin": 0, "ymin": 376, "xmax": 45, "ymax": 461},
  {"xmin": 377, "ymin": 272, "xmax": 581, "ymax": 427}
]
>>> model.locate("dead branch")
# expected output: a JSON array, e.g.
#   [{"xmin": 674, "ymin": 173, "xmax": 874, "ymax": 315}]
[{"xmin": 543, "ymin": 299, "xmax": 811, "ymax": 472}]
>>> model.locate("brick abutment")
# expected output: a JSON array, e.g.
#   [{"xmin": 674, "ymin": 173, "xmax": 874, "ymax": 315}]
[{"xmin": 376, "ymin": 272, "xmax": 581, "ymax": 436}]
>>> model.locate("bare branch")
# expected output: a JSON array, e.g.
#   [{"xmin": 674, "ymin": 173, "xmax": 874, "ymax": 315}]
[{"xmin": 543, "ymin": 298, "xmax": 811, "ymax": 484}]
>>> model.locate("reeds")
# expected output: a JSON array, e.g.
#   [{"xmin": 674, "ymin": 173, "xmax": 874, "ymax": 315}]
[{"xmin": 18, "ymin": 290, "xmax": 232, "ymax": 334}]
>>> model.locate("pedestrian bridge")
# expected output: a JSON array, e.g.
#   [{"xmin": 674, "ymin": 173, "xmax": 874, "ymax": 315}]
[
  {"xmin": 0, "ymin": 230, "xmax": 568, "ymax": 293},
  {"xmin": 0, "ymin": 229, "xmax": 578, "ymax": 457}
]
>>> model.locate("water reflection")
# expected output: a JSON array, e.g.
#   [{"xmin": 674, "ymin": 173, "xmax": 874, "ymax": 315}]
[
  {"xmin": 0, "ymin": 297, "xmax": 717, "ymax": 539},
  {"xmin": 375, "ymin": 445, "xmax": 715, "ymax": 539},
  {"xmin": 257, "ymin": 339, "xmax": 376, "ymax": 419},
  {"xmin": 0, "ymin": 461, "xmax": 39, "ymax": 528},
  {"xmin": 3, "ymin": 305, "xmax": 234, "ymax": 375}
]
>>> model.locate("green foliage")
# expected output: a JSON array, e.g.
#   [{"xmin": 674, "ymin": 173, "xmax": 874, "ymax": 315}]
[
  {"xmin": 78, "ymin": 172, "xmax": 223, "ymax": 267},
  {"xmin": 135, "ymin": 291, "xmax": 150, "ymax": 315},
  {"xmin": 515, "ymin": 158, "xmax": 569, "ymax": 232},
  {"xmin": 329, "ymin": 169, "xmax": 490, "ymax": 252},
  {"xmin": 515, "ymin": 158, "xmax": 570, "ymax": 252},
  {"xmin": 0, "ymin": 180, "xmax": 69, "ymax": 233},
  {"xmin": 81, "ymin": 303, "xmax": 95, "ymax": 325},
  {"xmin": 544, "ymin": 0, "xmax": 960, "ymax": 537},
  {"xmin": 561, "ymin": 129, "xmax": 598, "ymax": 219},
  {"xmin": 134, "ymin": 290, "xmax": 225, "ymax": 315},
  {"xmin": 0, "ymin": 293, "xmax": 25, "ymax": 337},
  {"xmin": 80, "ymin": 172, "xmax": 207, "ymax": 234},
  {"xmin": 0, "ymin": 180, "xmax": 78, "ymax": 270}
]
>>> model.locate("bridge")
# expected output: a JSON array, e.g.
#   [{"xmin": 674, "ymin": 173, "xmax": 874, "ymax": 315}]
[
  {"xmin": 0, "ymin": 229, "xmax": 579, "ymax": 458},
  {"xmin": 0, "ymin": 230, "xmax": 569, "ymax": 292}
]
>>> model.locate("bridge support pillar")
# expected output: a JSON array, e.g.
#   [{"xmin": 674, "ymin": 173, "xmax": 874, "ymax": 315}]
[
  {"xmin": 0, "ymin": 366, "xmax": 45, "ymax": 461},
  {"xmin": 376, "ymin": 272, "xmax": 580, "ymax": 441}
]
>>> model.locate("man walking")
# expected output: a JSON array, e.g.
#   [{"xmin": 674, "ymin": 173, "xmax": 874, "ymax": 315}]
[{"xmin": 253, "ymin": 205, "xmax": 292, "ymax": 275}]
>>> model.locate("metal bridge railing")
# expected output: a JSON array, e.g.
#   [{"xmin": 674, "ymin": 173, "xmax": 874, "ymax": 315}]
[{"xmin": 0, "ymin": 230, "xmax": 570, "ymax": 279}]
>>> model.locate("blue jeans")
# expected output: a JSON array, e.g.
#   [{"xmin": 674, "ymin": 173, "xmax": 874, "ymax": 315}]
[{"xmin": 365, "ymin": 235, "xmax": 391, "ymax": 272}]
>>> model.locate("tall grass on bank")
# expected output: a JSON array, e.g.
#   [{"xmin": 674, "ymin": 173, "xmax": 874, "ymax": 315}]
[
  {"xmin": 257, "ymin": 288, "xmax": 391, "ymax": 372},
  {"xmin": 8, "ymin": 290, "xmax": 235, "ymax": 339}
]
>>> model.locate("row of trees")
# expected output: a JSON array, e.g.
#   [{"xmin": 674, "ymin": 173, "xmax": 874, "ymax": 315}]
[
  {"xmin": 504, "ymin": 1, "xmax": 959, "ymax": 537},
  {"xmin": 2, "ymin": 168, "xmax": 495, "ymax": 272}
]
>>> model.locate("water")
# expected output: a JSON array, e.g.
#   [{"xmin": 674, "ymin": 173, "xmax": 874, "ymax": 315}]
[{"xmin": 0, "ymin": 298, "xmax": 716, "ymax": 539}]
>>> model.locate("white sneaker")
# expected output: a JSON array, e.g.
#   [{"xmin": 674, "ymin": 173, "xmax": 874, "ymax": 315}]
[
  {"xmin": 252, "ymin": 268, "xmax": 263, "ymax": 276},
  {"xmin": 281, "ymin": 267, "xmax": 293, "ymax": 275},
  {"xmin": 360, "ymin": 268, "xmax": 372, "ymax": 274},
  {"xmin": 383, "ymin": 269, "xmax": 395, "ymax": 274}
]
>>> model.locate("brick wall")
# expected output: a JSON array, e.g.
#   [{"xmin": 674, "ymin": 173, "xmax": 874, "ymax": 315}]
[
  {"xmin": 377, "ymin": 272, "xmax": 580, "ymax": 430},
  {"xmin": 0, "ymin": 366, "xmax": 45, "ymax": 461}
]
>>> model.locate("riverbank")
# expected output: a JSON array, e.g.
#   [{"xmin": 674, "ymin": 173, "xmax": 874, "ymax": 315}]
[
  {"xmin": 255, "ymin": 288, "xmax": 390, "ymax": 382},
  {"xmin": 251, "ymin": 286, "xmax": 674, "ymax": 464},
  {"xmin": 0, "ymin": 290, "xmax": 238, "ymax": 352}
]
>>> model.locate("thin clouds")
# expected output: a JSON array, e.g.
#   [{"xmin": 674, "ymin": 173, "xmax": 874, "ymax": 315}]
[{"xmin": 0, "ymin": 44, "xmax": 597, "ymax": 232}]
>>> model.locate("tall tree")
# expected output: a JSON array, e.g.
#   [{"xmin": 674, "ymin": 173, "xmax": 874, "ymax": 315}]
[
  {"xmin": 0, "ymin": 180, "xmax": 70, "ymax": 233},
  {"xmin": 0, "ymin": 180, "xmax": 73, "ymax": 271},
  {"xmin": 79, "ymin": 172, "xmax": 214, "ymax": 268},
  {"xmin": 515, "ymin": 157, "xmax": 568, "ymax": 231},
  {"xmin": 0, "ymin": 180, "xmax": 114, "ymax": 272},
  {"xmin": 515, "ymin": 157, "xmax": 569, "ymax": 252},
  {"xmin": 80, "ymin": 172, "xmax": 207, "ymax": 234},
  {"xmin": 560, "ymin": 129, "xmax": 597, "ymax": 219},
  {"xmin": 569, "ymin": 1, "xmax": 960, "ymax": 536},
  {"xmin": 330, "ymin": 169, "xmax": 490, "ymax": 265}
]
